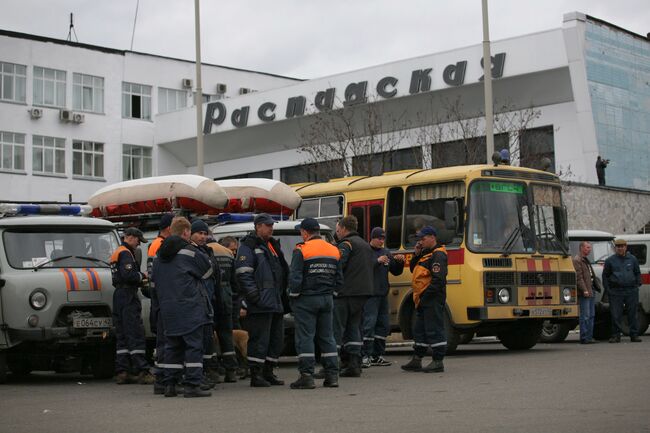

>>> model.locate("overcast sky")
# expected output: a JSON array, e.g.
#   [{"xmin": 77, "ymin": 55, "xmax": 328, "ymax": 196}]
[{"xmin": 1, "ymin": 1, "xmax": 648, "ymax": 79}]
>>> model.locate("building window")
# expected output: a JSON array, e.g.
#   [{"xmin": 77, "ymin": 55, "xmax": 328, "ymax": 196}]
[
  {"xmin": 280, "ymin": 160, "xmax": 345, "ymax": 184},
  {"xmin": 73, "ymin": 73, "xmax": 104, "ymax": 113},
  {"xmin": 158, "ymin": 87, "xmax": 188, "ymax": 114},
  {"xmin": 122, "ymin": 82, "xmax": 151, "ymax": 120},
  {"xmin": 214, "ymin": 170, "xmax": 273, "ymax": 181},
  {"xmin": 73, "ymin": 140, "xmax": 104, "ymax": 178},
  {"xmin": 33, "ymin": 66, "xmax": 66, "ymax": 108},
  {"xmin": 352, "ymin": 147, "xmax": 422, "ymax": 176},
  {"xmin": 519, "ymin": 126, "xmax": 555, "ymax": 171},
  {"xmin": 0, "ymin": 61, "xmax": 27, "ymax": 103},
  {"xmin": 431, "ymin": 133, "xmax": 508, "ymax": 168},
  {"xmin": 122, "ymin": 144, "xmax": 152, "ymax": 180},
  {"xmin": 0, "ymin": 131, "xmax": 25, "ymax": 172},
  {"xmin": 33, "ymin": 135, "xmax": 65, "ymax": 175}
]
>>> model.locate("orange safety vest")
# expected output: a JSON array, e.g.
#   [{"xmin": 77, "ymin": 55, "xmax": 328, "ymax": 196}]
[{"xmin": 411, "ymin": 245, "xmax": 447, "ymax": 308}]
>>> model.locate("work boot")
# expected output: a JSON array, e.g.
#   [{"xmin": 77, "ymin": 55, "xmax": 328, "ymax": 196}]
[
  {"xmin": 323, "ymin": 374, "xmax": 339, "ymax": 388},
  {"xmin": 609, "ymin": 335, "xmax": 621, "ymax": 343},
  {"xmin": 153, "ymin": 382, "xmax": 166, "ymax": 395},
  {"xmin": 224, "ymin": 369, "xmax": 238, "ymax": 383},
  {"xmin": 290, "ymin": 373, "xmax": 316, "ymax": 389},
  {"xmin": 631, "ymin": 336, "xmax": 642, "ymax": 343},
  {"xmin": 339, "ymin": 355, "xmax": 361, "ymax": 377},
  {"xmin": 137, "ymin": 371, "xmax": 155, "ymax": 385},
  {"xmin": 115, "ymin": 371, "xmax": 133, "ymax": 385},
  {"xmin": 263, "ymin": 364, "xmax": 285, "ymax": 386},
  {"xmin": 200, "ymin": 376, "xmax": 215, "ymax": 390},
  {"xmin": 164, "ymin": 384, "xmax": 177, "ymax": 397},
  {"xmin": 422, "ymin": 359, "xmax": 444, "ymax": 373},
  {"xmin": 184, "ymin": 385, "xmax": 212, "ymax": 398},
  {"xmin": 313, "ymin": 367, "xmax": 326, "ymax": 379},
  {"xmin": 205, "ymin": 367, "xmax": 223, "ymax": 384},
  {"xmin": 250, "ymin": 366, "xmax": 271, "ymax": 387},
  {"xmin": 401, "ymin": 355, "xmax": 423, "ymax": 372}
]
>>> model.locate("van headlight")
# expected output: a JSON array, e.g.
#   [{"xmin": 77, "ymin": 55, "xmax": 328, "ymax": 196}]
[
  {"xmin": 498, "ymin": 288, "xmax": 510, "ymax": 304},
  {"xmin": 29, "ymin": 290, "xmax": 47, "ymax": 310},
  {"xmin": 562, "ymin": 287, "xmax": 572, "ymax": 303}
]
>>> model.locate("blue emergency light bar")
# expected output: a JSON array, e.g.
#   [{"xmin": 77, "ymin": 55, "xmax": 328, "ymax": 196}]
[
  {"xmin": 0, "ymin": 203, "xmax": 92, "ymax": 216},
  {"xmin": 216, "ymin": 213, "xmax": 285, "ymax": 224}
]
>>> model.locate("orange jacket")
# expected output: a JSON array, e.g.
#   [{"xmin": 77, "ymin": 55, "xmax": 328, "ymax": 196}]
[{"xmin": 411, "ymin": 245, "xmax": 447, "ymax": 307}]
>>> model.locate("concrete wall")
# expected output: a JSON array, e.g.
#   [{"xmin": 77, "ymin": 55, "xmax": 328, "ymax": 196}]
[{"xmin": 564, "ymin": 182, "xmax": 650, "ymax": 233}]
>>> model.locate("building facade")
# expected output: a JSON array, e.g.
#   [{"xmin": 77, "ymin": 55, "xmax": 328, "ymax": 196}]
[{"xmin": 1, "ymin": 12, "xmax": 648, "ymax": 204}]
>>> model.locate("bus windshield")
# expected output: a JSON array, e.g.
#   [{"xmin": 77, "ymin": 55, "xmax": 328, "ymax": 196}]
[{"xmin": 467, "ymin": 181, "xmax": 533, "ymax": 253}]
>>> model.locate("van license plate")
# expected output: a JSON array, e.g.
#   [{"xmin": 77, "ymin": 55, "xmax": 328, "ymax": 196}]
[
  {"xmin": 530, "ymin": 308, "xmax": 553, "ymax": 317},
  {"xmin": 73, "ymin": 317, "xmax": 112, "ymax": 328}
]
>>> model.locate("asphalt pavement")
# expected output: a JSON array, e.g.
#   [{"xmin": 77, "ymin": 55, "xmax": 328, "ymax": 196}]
[{"xmin": 2, "ymin": 333, "xmax": 649, "ymax": 433}]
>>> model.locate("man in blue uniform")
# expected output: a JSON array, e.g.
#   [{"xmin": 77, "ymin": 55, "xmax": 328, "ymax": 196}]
[
  {"xmin": 235, "ymin": 213, "xmax": 289, "ymax": 387},
  {"xmin": 153, "ymin": 217, "xmax": 214, "ymax": 398},
  {"xmin": 361, "ymin": 227, "xmax": 404, "ymax": 368},
  {"xmin": 603, "ymin": 238, "xmax": 642, "ymax": 343},
  {"xmin": 288, "ymin": 218, "xmax": 342, "ymax": 389},
  {"xmin": 110, "ymin": 227, "xmax": 153, "ymax": 385}
]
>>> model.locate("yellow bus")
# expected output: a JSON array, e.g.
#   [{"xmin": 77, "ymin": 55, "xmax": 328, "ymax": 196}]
[{"xmin": 293, "ymin": 164, "xmax": 578, "ymax": 352}]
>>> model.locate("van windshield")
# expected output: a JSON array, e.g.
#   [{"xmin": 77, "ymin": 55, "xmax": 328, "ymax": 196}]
[{"xmin": 3, "ymin": 229, "xmax": 120, "ymax": 269}]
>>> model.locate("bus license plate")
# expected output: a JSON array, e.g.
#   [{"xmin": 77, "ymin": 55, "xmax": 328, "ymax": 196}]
[
  {"xmin": 73, "ymin": 317, "xmax": 112, "ymax": 328},
  {"xmin": 530, "ymin": 308, "xmax": 552, "ymax": 317}
]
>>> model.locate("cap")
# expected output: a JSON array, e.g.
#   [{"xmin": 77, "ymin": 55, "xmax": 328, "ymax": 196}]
[
  {"xmin": 124, "ymin": 227, "xmax": 147, "ymax": 243},
  {"xmin": 159, "ymin": 213, "xmax": 174, "ymax": 230},
  {"xmin": 614, "ymin": 239, "xmax": 627, "ymax": 246},
  {"xmin": 295, "ymin": 217, "xmax": 320, "ymax": 231},
  {"xmin": 416, "ymin": 226, "xmax": 437, "ymax": 239},
  {"xmin": 191, "ymin": 219, "xmax": 210, "ymax": 234},
  {"xmin": 371, "ymin": 227, "xmax": 386, "ymax": 239},
  {"xmin": 254, "ymin": 213, "xmax": 275, "ymax": 225}
]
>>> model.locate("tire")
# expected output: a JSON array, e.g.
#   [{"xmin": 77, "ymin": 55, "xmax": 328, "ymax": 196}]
[
  {"xmin": 458, "ymin": 332, "xmax": 475, "ymax": 345},
  {"xmin": 91, "ymin": 344, "xmax": 116, "ymax": 380},
  {"xmin": 539, "ymin": 320, "xmax": 572, "ymax": 343},
  {"xmin": 0, "ymin": 352, "xmax": 7, "ymax": 384},
  {"xmin": 638, "ymin": 313, "xmax": 650, "ymax": 336},
  {"xmin": 621, "ymin": 307, "xmax": 649, "ymax": 336},
  {"xmin": 444, "ymin": 311, "xmax": 460, "ymax": 354},
  {"xmin": 498, "ymin": 321, "xmax": 543, "ymax": 351},
  {"xmin": 8, "ymin": 359, "xmax": 32, "ymax": 377},
  {"xmin": 282, "ymin": 331, "xmax": 296, "ymax": 357},
  {"xmin": 593, "ymin": 319, "xmax": 610, "ymax": 340}
]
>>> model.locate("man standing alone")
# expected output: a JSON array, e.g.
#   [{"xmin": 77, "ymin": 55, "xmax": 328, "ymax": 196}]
[{"xmin": 573, "ymin": 241, "xmax": 597, "ymax": 344}]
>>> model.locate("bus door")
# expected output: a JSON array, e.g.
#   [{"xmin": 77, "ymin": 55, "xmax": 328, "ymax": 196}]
[{"xmin": 348, "ymin": 200, "xmax": 384, "ymax": 240}]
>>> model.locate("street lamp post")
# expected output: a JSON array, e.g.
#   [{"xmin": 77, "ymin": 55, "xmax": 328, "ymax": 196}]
[
  {"xmin": 482, "ymin": 0, "xmax": 494, "ymax": 163},
  {"xmin": 194, "ymin": 0, "xmax": 204, "ymax": 176}
]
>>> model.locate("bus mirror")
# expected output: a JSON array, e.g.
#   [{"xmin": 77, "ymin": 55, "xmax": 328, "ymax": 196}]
[{"xmin": 444, "ymin": 200, "xmax": 459, "ymax": 231}]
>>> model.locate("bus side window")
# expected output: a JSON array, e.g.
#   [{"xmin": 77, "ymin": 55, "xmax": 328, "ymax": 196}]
[
  {"xmin": 385, "ymin": 187, "xmax": 404, "ymax": 249},
  {"xmin": 369, "ymin": 205, "xmax": 382, "ymax": 236}
]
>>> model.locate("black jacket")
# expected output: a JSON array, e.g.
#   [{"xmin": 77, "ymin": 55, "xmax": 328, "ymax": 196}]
[
  {"xmin": 337, "ymin": 232, "xmax": 375, "ymax": 297},
  {"xmin": 371, "ymin": 246, "xmax": 404, "ymax": 297}
]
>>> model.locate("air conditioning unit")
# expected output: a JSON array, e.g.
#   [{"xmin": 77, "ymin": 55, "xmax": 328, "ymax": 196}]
[
  {"xmin": 239, "ymin": 87, "xmax": 251, "ymax": 95},
  {"xmin": 216, "ymin": 83, "xmax": 227, "ymax": 94},
  {"xmin": 28, "ymin": 108, "xmax": 43, "ymax": 119},
  {"xmin": 59, "ymin": 109, "xmax": 73, "ymax": 122},
  {"xmin": 182, "ymin": 78, "xmax": 193, "ymax": 89},
  {"xmin": 72, "ymin": 113, "xmax": 85, "ymax": 124}
]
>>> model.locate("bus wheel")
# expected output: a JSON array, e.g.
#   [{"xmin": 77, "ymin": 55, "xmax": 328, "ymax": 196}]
[
  {"xmin": 459, "ymin": 332, "xmax": 475, "ymax": 345},
  {"xmin": 0, "ymin": 353, "xmax": 7, "ymax": 384},
  {"xmin": 621, "ymin": 308, "xmax": 649, "ymax": 336},
  {"xmin": 445, "ymin": 312, "xmax": 460, "ymax": 354},
  {"xmin": 593, "ymin": 318, "xmax": 610, "ymax": 341},
  {"xmin": 91, "ymin": 344, "xmax": 116, "ymax": 380},
  {"xmin": 539, "ymin": 320, "xmax": 572, "ymax": 343},
  {"xmin": 498, "ymin": 321, "xmax": 542, "ymax": 351},
  {"xmin": 8, "ymin": 358, "xmax": 32, "ymax": 377}
]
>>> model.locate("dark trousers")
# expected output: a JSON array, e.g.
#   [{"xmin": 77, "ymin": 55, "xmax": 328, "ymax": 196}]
[
  {"xmin": 215, "ymin": 286, "xmax": 237, "ymax": 369},
  {"xmin": 334, "ymin": 296, "xmax": 368, "ymax": 357},
  {"xmin": 292, "ymin": 295, "xmax": 338, "ymax": 375},
  {"xmin": 245, "ymin": 312, "xmax": 284, "ymax": 368},
  {"xmin": 413, "ymin": 299, "xmax": 447, "ymax": 361},
  {"xmin": 112, "ymin": 287, "xmax": 148, "ymax": 374},
  {"xmin": 609, "ymin": 289, "xmax": 639, "ymax": 337},
  {"xmin": 164, "ymin": 327, "xmax": 204, "ymax": 386},
  {"xmin": 153, "ymin": 310, "xmax": 165, "ymax": 384},
  {"xmin": 203, "ymin": 324, "xmax": 218, "ymax": 370},
  {"xmin": 361, "ymin": 295, "xmax": 390, "ymax": 358}
]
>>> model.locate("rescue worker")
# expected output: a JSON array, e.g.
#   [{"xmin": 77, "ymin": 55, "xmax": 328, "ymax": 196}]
[
  {"xmin": 334, "ymin": 215, "xmax": 374, "ymax": 377},
  {"xmin": 288, "ymin": 218, "xmax": 342, "ymax": 389},
  {"xmin": 153, "ymin": 216, "xmax": 213, "ymax": 398},
  {"xmin": 146, "ymin": 213, "xmax": 174, "ymax": 394},
  {"xmin": 603, "ymin": 238, "xmax": 642, "ymax": 343},
  {"xmin": 189, "ymin": 219, "xmax": 221, "ymax": 388},
  {"xmin": 361, "ymin": 227, "xmax": 404, "ymax": 368},
  {"xmin": 208, "ymin": 236, "xmax": 240, "ymax": 383},
  {"xmin": 110, "ymin": 227, "xmax": 154, "ymax": 385},
  {"xmin": 235, "ymin": 213, "xmax": 289, "ymax": 387},
  {"xmin": 402, "ymin": 226, "xmax": 448, "ymax": 373}
]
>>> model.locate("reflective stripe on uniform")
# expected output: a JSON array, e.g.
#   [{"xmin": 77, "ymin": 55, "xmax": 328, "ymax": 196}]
[
  {"xmin": 185, "ymin": 362, "xmax": 203, "ymax": 368},
  {"xmin": 178, "ymin": 249, "xmax": 196, "ymax": 258},
  {"xmin": 374, "ymin": 335, "xmax": 387, "ymax": 340},
  {"xmin": 321, "ymin": 352, "xmax": 338, "ymax": 358},
  {"xmin": 222, "ymin": 351, "xmax": 236, "ymax": 356},
  {"xmin": 344, "ymin": 342, "xmax": 363, "ymax": 347},
  {"xmin": 363, "ymin": 337, "xmax": 374, "ymax": 341},
  {"xmin": 254, "ymin": 248, "xmax": 264, "ymax": 254},
  {"xmin": 116, "ymin": 349, "xmax": 129, "ymax": 354},
  {"xmin": 414, "ymin": 342, "xmax": 429, "ymax": 347},
  {"xmin": 430, "ymin": 341, "xmax": 447, "ymax": 348},
  {"xmin": 236, "ymin": 267, "xmax": 254, "ymax": 274},
  {"xmin": 298, "ymin": 353, "xmax": 315, "ymax": 358},
  {"xmin": 202, "ymin": 355, "xmax": 214, "ymax": 359},
  {"xmin": 265, "ymin": 357, "xmax": 279, "ymax": 362},
  {"xmin": 202, "ymin": 268, "xmax": 213, "ymax": 279},
  {"xmin": 247, "ymin": 356, "xmax": 266, "ymax": 363},
  {"xmin": 160, "ymin": 363, "xmax": 184, "ymax": 369},
  {"xmin": 130, "ymin": 349, "xmax": 146, "ymax": 355}
]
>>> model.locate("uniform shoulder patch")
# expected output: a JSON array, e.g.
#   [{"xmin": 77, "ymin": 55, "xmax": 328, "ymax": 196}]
[
  {"xmin": 125, "ymin": 263, "xmax": 133, "ymax": 270},
  {"xmin": 239, "ymin": 255, "xmax": 247, "ymax": 261},
  {"xmin": 431, "ymin": 262, "xmax": 441, "ymax": 273}
]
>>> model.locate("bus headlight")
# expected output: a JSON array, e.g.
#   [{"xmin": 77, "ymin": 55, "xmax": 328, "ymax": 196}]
[
  {"xmin": 29, "ymin": 290, "xmax": 47, "ymax": 310},
  {"xmin": 562, "ymin": 288, "xmax": 572, "ymax": 303},
  {"xmin": 497, "ymin": 288, "xmax": 510, "ymax": 304}
]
